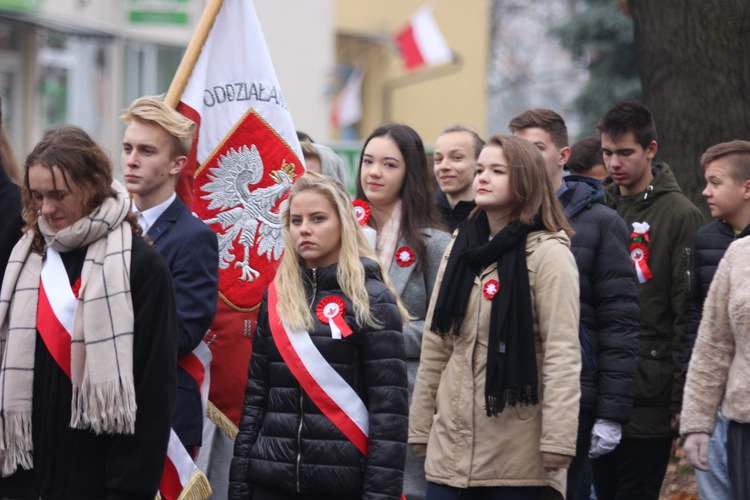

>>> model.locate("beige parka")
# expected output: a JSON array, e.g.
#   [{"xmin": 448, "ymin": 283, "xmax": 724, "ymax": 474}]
[{"xmin": 409, "ymin": 230, "xmax": 581, "ymax": 498}]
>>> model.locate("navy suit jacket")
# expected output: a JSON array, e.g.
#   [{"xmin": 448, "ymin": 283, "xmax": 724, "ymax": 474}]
[{"xmin": 147, "ymin": 196, "xmax": 219, "ymax": 448}]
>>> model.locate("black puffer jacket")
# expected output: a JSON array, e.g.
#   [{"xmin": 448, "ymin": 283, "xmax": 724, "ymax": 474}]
[
  {"xmin": 559, "ymin": 175, "xmax": 640, "ymax": 424},
  {"xmin": 682, "ymin": 220, "xmax": 750, "ymax": 374},
  {"xmin": 229, "ymin": 259, "xmax": 408, "ymax": 500}
]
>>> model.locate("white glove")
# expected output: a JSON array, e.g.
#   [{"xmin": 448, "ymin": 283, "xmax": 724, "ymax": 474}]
[
  {"xmin": 589, "ymin": 419, "xmax": 622, "ymax": 458},
  {"xmin": 683, "ymin": 433, "xmax": 711, "ymax": 471}
]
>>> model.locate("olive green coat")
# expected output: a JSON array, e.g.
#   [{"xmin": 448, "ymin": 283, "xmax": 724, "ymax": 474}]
[{"xmin": 603, "ymin": 163, "xmax": 705, "ymax": 439}]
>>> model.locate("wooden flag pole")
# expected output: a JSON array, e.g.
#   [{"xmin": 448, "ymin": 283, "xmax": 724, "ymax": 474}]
[{"xmin": 165, "ymin": 0, "xmax": 224, "ymax": 108}]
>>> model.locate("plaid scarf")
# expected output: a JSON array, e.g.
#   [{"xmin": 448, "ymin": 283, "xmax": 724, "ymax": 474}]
[{"xmin": 0, "ymin": 192, "xmax": 136, "ymax": 476}]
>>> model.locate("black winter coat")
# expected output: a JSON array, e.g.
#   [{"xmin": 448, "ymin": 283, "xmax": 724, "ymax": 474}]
[
  {"xmin": 229, "ymin": 259, "xmax": 408, "ymax": 500},
  {"xmin": 559, "ymin": 176, "xmax": 640, "ymax": 424},
  {"xmin": 0, "ymin": 237, "xmax": 177, "ymax": 500},
  {"xmin": 434, "ymin": 189, "xmax": 475, "ymax": 233},
  {"xmin": 682, "ymin": 220, "xmax": 750, "ymax": 374},
  {"xmin": 0, "ymin": 165, "xmax": 23, "ymax": 291}
]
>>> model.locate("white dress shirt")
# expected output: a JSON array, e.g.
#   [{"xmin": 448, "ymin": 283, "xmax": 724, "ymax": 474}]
[{"xmin": 131, "ymin": 193, "xmax": 176, "ymax": 235}]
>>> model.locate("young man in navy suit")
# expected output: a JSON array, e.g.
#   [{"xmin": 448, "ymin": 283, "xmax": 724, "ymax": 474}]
[{"xmin": 122, "ymin": 96, "xmax": 219, "ymax": 455}]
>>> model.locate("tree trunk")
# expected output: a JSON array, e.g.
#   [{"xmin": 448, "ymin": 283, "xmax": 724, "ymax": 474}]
[{"xmin": 627, "ymin": 0, "xmax": 750, "ymax": 214}]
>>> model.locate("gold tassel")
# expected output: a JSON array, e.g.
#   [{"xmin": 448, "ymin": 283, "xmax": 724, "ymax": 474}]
[
  {"xmin": 207, "ymin": 400, "xmax": 238, "ymax": 441},
  {"xmin": 177, "ymin": 469, "xmax": 212, "ymax": 500}
]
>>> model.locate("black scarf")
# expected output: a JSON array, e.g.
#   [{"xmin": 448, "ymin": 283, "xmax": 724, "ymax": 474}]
[{"xmin": 430, "ymin": 211, "xmax": 541, "ymax": 416}]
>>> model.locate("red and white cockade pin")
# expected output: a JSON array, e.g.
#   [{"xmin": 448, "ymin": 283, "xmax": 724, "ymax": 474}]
[
  {"xmin": 629, "ymin": 242, "xmax": 653, "ymax": 284},
  {"xmin": 352, "ymin": 199, "xmax": 371, "ymax": 226},
  {"xmin": 483, "ymin": 279, "xmax": 500, "ymax": 300},
  {"xmin": 395, "ymin": 246, "xmax": 416, "ymax": 267},
  {"xmin": 316, "ymin": 296, "xmax": 353, "ymax": 339}
]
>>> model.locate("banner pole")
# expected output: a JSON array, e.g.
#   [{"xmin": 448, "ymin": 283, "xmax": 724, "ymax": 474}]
[{"xmin": 165, "ymin": 0, "xmax": 225, "ymax": 108}]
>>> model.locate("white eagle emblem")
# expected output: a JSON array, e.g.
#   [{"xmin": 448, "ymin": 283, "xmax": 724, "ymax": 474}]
[{"xmin": 201, "ymin": 144, "xmax": 297, "ymax": 282}]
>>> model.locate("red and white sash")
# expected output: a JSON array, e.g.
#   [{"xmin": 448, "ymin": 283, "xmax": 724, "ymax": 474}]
[
  {"xmin": 37, "ymin": 248, "xmax": 76, "ymax": 378},
  {"xmin": 37, "ymin": 249, "xmax": 211, "ymax": 500},
  {"xmin": 268, "ymin": 283, "xmax": 369, "ymax": 454}
]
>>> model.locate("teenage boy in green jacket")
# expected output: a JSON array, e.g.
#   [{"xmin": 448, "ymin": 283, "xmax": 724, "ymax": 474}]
[{"xmin": 592, "ymin": 101, "xmax": 705, "ymax": 500}]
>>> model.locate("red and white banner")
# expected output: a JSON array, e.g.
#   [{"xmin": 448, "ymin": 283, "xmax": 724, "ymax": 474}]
[
  {"xmin": 330, "ymin": 68, "xmax": 364, "ymax": 128},
  {"xmin": 160, "ymin": 343, "xmax": 213, "ymax": 500},
  {"xmin": 394, "ymin": 5, "xmax": 452, "ymax": 71},
  {"xmin": 174, "ymin": 0, "xmax": 305, "ymax": 427}
]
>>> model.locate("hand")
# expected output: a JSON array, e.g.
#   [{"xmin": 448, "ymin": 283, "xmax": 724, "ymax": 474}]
[
  {"xmin": 589, "ymin": 419, "xmax": 622, "ymax": 458},
  {"xmin": 412, "ymin": 444, "xmax": 427, "ymax": 458},
  {"xmin": 683, "ymin": 433, "xmax": 710, "ymax": 471},
  {"xmin": 544, "ymin": 467, "xmax": 560, "ymax": 473}
]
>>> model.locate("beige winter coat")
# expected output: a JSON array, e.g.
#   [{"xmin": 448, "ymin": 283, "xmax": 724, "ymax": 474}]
[
  {"xmin": 682, "ymin": 236, "xmax": 750, "ymax": 435},
  {"xmin": 409, "ymin": 230, "xmax": 581, "ymax": 498}
]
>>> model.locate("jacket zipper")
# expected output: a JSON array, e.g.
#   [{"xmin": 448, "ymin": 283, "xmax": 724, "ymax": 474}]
[
  {"xmin": 296, "ymin": 268, "xmax": 317, "ymax": 492},
  {"xmin": 295, "ymin": 387, "xmax": 304, "ymax": 492},
  {"xmin": 685, "ymin": 247, "xmax": 692, "ymax": 294}
]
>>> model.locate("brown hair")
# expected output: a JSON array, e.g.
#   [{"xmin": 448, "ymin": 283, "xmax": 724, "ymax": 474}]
[
  {"xmin": 508, "ymin": 109, "xmax": 569, "ymax": 148},
  {"xmin": 480, "ymin": 134, "xmax": 573, "ymax": 236},
  {"xmin": 23, "ymin": 125, "xmax": 141, "ymax": 253},
  {"xmin": 700, "ymin": 140, "xmax": 750, "ymax": 184},
  {"xmin": 596, "ymin": 101, "xmax": 657, "ymax": 149},
  {"xmin": 567, "ymin": 135, "xmax": 604, "ymax": 174},
  {"xmin": 301, "ymin": 141, "xmax": 321, "ymax": 162}
]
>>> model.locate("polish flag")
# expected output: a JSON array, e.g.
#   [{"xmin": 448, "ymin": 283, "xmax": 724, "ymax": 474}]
[
  {"xmin": 330, "ymin": 68, "xmax": 365, "ymax": 128},
  {"xmin": 163, "ymin": 0, "xmax": 303, "ymax": 496},
  {"xmin": 166, "ymin": 0, "xmax": 304, "ymax": 440},
  {"xmin": 394, "ymin": 5, "xmax": 453, "ymax": 71}
]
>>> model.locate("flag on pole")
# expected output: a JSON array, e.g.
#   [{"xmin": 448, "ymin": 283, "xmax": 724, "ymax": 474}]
[
  {"xmin": 394, "ymin": 5, "xmax": 452, "ymax": 71},
  {"xmin": 330, "ymin": 68, "xmax": 365, "ymax": 128},
  {"xmin": 171, "ymin": 0, "xmax": 305, "ymax": 430}
]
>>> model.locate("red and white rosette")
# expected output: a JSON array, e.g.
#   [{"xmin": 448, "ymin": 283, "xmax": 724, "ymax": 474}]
[
  {"xmin": 317, "ymin": 296, "xmax": 353, "ymax": 339},
  {"xmin": 630, "ymin": 242, "xmax": 653, "ymax": 283},
  {"xmin": 483, "ymin": 279, "xmax": 499, "ymax": 300},
  {"xmin": 395, "ymin": 246, "xmax": 415, "ymax": 267},
  {"xmin": 352, "ymin": 199, "xmax": 371, "ymax": 227}
]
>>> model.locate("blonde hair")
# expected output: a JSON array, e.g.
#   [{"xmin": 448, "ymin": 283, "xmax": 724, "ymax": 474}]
[
  {"xmin": 275, "ymin": 172, "xmax": 409, "ymax": 330},
  {"xmin": 121, "ymin": 96, "xmax": 196, "ymax": 158}
]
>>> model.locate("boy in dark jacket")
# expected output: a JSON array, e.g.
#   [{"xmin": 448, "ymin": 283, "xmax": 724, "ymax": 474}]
[
  {"xmin": 594, "ymin": 101, "xmax": 705, "ymax": 499},
  {"xmin": 509, "ymin": 109, "xmax": 640, "ymax": 499},
  {"xmin": 681, "ymin": 140, "xmax": 750, "ymax": 500}
]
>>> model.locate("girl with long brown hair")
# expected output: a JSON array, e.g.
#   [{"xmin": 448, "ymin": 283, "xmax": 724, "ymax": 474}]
[{"xmin": 410, "ymin": 135, "xmax": 581, "ymax": 500}]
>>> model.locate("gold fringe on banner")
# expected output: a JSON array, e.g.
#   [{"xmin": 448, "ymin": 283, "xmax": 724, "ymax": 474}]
[
  {"xmin": 154, "ymin": 470, "xmax": 212, "ymax": 500},
  {"xmin": 207, "ymin": 400, "xmax": 238, "ymax": 441},
  {"xmin": 177, "ymin": 470, "xmax": 212, "ymax": 500}
]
